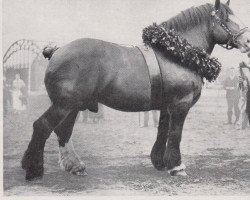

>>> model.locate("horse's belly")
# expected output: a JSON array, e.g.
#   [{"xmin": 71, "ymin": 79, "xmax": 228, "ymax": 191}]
[
  {"xmin": 97, "ymin": 46, "xmax": 152, "ymax": 112},
  {"xmin": 99, "ymin": 69, "xmax": 152, "ymax": 112},
  {"xmin": 100, "ymin": 86, "xmax": 151, "ymax": 112}
]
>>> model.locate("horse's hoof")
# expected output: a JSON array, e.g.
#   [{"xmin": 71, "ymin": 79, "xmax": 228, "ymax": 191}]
[
  {"xmin": 22, "ymin": 150, "xmax": 44, "ymax": 181},
  {"xmin": 25, "ymin": 168, "xmax": 44, "ymax": 181},
  {"xmin": 150, "ymin": 144, "xmax": 166, "ymax": 171},
  {"xmin": 70, "ymin": 161, "xmax": 87, "ymax": 176},
  {"xmin": 152, "ymin": 162, "xmax": 166, "ymax": 171},
  {"xmin": 168, "ymin": 163, "xmax": 187, "ymax": 176},
  {"xmin": 59, "ymin": 154, "xmax": 87, "ymax": 176},
  {"xmin": 169, "ymin": 170, "xmax": 187, "ymax": 176},
  {"xmin": 26, "ymin": 173, "xmax": 43, "ymax": 181},
  {"xmin": 72, "ymin": 170, "xmax": 88, "ymax": 176}
]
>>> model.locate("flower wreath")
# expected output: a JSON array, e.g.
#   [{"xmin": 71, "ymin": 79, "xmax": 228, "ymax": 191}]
[{"xmin": 142, "ymin": 23, "xmax": 222, "ymax": 82}]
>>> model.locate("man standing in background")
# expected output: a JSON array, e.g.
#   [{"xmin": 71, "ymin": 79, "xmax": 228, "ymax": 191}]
[
  {"xmin": 223, "ymin": 67, "xmax": 240, "ymax": 125},
  {"xmin": 247, "ymin": 52, "xmax": 250, "ymax": 124},
  {"xmin": 140, "ymin": 111, "xmax": 159, "ymax": 128},
  {"xmin": 3, "ymin": 75, "xmax": 11, "ymax": 116},
  {"xmin": 12, "ymin": 74, "xmax": 26, "ymax": 113},
  {"xmin": 239, "ymin": 52, "xmax": 250, "ymax": 128},
  {"xmin": 239, "ymin": 62, "xmax": 249, "ymax": 129}
]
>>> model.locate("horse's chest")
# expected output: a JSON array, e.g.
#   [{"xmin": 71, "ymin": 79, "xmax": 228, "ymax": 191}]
[{"xmin": 159, "ymin": 62, "xmax": 202, "ymax": 105}]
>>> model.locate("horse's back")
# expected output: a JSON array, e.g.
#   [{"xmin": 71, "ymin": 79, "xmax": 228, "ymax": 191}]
[{"xmin": 47, "ymin": 38, "xmax": 141, "ymax": 73}]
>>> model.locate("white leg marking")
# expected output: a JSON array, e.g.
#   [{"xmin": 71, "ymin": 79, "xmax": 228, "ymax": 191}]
[
  {"xmin": 168, "ymin": 163, "xmax": 187, "ymax": 176},
  {"xmin": 58, "ymin": 139, "xmax": 87, "ymax": 176}
]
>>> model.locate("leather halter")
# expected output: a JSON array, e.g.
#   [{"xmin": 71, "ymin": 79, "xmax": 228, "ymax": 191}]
[{"xmin": 211, "ymin": 10, "xmax": 248, "ymax": 50}]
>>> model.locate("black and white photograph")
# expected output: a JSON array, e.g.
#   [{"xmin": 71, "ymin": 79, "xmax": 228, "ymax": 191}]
[{"xmin": 2, "ymin": 0, "xmax": 250, "ymax": 197}]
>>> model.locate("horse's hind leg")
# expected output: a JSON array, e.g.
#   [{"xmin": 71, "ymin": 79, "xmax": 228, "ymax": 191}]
[
  {"xmin": 150, "ymin": 110, "xmax": 170, "ymax": 170},
  {"xmin": 22, "ymin": 105, "xmax": 71, "ymax": 180},
  {"xmin": 54, "ymin": 109, "xmax": 87, "ymax": 176}
]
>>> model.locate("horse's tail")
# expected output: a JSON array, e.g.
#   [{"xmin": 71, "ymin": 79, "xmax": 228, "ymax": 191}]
[{"xmin": 42, "ymin": 45, "xmax": 59, "ymax": 60}]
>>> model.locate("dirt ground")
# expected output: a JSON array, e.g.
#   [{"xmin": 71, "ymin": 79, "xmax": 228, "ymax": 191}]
[{"xmin": 3, "ymin": 89, "xmax": 250, "ymax": 196}]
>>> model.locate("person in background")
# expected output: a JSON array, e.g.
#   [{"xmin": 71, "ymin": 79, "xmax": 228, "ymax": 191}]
[
  {"xmin": 3, "ymin": 75, "xmax": 12, "ymax": 116},
  {"xmin": 239, "ymin": 53, "xmax": 250, "ymax": 128},
  {"xmin": 247, "ymin": 53, "xmax": 250, "ymax": 125},
  {"xmin": 238, "ymin": 74, "xmax": 249, "ymax": 129},
  {"xmin": 12, "ymin": 73, "xmax": 26, "ymax": 113},
  {"xmin": 20, "ymin": 83, "xmax": 28, "ymax": 107},
  {"xmin": 246, "ymin": 78, "xmax": 250, "ymax": 127},
  {"xmin": 223, "ymin": 67, "xmax": 240, "ymax": 125},
  {"xmin": 140, "ymin": 111, "xmax": 159, "ymax": 128}
]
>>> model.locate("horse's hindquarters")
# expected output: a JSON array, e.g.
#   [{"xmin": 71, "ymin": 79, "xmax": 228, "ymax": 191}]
[{"xmin": 45, "ymin": 39, "xmax": 152, "ymax": 112}]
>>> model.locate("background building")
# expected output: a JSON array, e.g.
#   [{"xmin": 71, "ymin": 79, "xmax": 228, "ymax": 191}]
[{"xmin": 3, "ymin": 39, "xmax": 51, "ymax": 93}]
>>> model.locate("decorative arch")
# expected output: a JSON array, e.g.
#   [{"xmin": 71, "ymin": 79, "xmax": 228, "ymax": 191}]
[{"xmin": 3, "ymin": 39, "xmax": 53, "ymax": 92}]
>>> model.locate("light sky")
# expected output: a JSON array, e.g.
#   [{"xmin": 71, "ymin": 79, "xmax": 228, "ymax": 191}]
[{"xmin": 2, "ymin": 0, "xmax": 250, "ymax": 69}]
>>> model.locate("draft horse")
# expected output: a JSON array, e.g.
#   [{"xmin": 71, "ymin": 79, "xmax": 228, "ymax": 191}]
[{"xmin": 22, "ymin": 0, "xmax": 250, "ymax": 180}]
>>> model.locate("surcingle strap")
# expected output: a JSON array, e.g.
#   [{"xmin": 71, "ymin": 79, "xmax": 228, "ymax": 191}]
[{"xmin": 137, "ymin": 45, "xmax": 162, "ymax": 110}]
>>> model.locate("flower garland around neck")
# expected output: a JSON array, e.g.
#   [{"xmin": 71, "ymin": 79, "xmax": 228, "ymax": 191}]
[{"xmin": 142, "ymin": 23, "xmax": 222, "ymax": 82}]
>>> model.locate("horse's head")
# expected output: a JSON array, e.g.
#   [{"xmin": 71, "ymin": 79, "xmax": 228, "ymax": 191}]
[{"xmin": 211, "ymin": 0, "xmax": 250, "ymax": 53}]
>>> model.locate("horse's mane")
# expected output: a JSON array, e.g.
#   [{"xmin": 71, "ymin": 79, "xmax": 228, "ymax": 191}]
[{"xmin": 161, "ymin": 3, "xmax": 233, "ymax": 31}]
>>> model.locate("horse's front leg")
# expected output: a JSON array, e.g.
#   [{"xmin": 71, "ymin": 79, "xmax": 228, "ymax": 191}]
[
  {"xmin": 163, "ymin": 106, "xmax": 189, "ymax": 176},
  {"xmin": 150, "ymin": 110, "xmax": 170, "ymax": 170}
]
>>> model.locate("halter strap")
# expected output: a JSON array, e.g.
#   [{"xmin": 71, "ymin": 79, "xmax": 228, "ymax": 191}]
[{"xmin": 211, "ymin": 10, "xmax": 248, "ymax": 50}]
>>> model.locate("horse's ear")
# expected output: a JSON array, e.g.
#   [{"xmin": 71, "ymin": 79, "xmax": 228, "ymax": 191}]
[
  {"xmin": 226, "ymin": 0, "xmax": 230, "ymax": 6},
  {"xmin": 214, "ymin": 0, "xmax": 221, "ymax": 10}
]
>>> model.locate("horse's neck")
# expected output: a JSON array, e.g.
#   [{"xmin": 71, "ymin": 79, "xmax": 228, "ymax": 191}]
[{"xmin": 180, "ymin": 24, "xmax": 215, "ymax": 55}]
